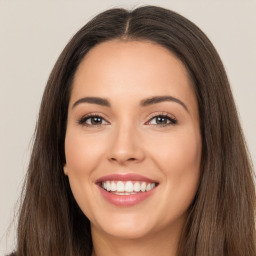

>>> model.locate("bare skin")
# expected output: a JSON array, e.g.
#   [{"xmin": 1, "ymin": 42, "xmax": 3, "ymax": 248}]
[{"xmin": 64, "ymin": 40, "xmax": 201, "ymax": 256}]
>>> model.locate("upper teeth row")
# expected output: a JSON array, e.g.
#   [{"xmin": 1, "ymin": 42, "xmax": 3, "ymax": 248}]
[{"xmin": 102, "ymin": 181, "xmax": 156, "ymax": 193}]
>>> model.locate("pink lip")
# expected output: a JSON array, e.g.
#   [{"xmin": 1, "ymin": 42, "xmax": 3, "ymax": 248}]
[
  {"xmin": 98, "ymin": 186, "xmax": 157, "ymax": 207},
  {"xmin": 96, "ymin": 173, "xmax": 158, "ymax": 207}
]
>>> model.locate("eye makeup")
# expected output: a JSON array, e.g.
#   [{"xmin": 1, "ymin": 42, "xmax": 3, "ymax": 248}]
[{"xmin": 77, "ymin": 111, "xmax": 177, "ymax": 128}]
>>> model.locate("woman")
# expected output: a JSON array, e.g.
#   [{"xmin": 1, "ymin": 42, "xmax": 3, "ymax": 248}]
[{"xmin": 10, "ymin": 5, "xmax": 255, "ymax": 256}]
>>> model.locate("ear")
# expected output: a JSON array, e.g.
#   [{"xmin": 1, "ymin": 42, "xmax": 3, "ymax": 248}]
[{"xmin": 63, "ymin": 164, "xmax": 68, "ymax": 176}]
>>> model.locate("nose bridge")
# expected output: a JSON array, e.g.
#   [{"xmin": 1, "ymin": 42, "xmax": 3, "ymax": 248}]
[{"xmin": 108, "ymin": 119, "xmax": 145, "ymax": 164}]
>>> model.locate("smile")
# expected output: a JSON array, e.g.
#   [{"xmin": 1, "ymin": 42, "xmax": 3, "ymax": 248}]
[
  {"xmin": 101, "ymin": 181, "xmax": 156, "ymax": 195},
  {"xmin": 96, "ymin": 174, "xmax": 159, "ymax": 206}
]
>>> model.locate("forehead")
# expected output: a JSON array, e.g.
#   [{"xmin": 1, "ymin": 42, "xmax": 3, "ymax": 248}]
[
  {"xmin": 70, "ymin": 40, "xmax": 197, "ymax": 114},
  {"xmin": 74, "ymin": 39, "xmax": 190, "ymax": 86}
]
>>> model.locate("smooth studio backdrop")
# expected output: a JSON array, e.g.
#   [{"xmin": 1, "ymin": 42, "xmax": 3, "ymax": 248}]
[{"xmin": 0, "ymin": 0, "xmax": 255, "ymax": 254}]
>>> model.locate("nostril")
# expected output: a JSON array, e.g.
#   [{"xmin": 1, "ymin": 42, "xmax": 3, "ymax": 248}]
[
  {"xmin": 110, "ymin": 157, "xmax": 136, "ymax": 161},
  {"xmin": 128, "ymin": 158, "xmax": 136, "ymax": 161}
]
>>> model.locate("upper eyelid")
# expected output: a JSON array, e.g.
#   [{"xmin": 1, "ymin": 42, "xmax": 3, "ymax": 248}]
[
  {"xmin": 79, "ymin": 112, "xmax": 109, "ymax": 120},
  {"xmin": 145, "ymin": 114, "xmax": 177, "ymax": 126},
  {"xmin": 147, "ymin": 112, "xmax": 176, "ymax": 121}
]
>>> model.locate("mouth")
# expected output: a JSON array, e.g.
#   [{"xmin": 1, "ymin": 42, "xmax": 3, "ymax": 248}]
[
  {"xmin": 100, "ymin": 180, "xmax": 157, "ymax": 195},
  {"xmin": 96, "ymin": 173, "xmax": 159, "ymax": 206}
]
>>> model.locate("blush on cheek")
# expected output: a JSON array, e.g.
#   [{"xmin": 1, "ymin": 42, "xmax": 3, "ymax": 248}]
[
  {"xmin": 65, "ymin": 135, "xmax": 100, "ymax": 171},
  {"xmin": 172, "ymin": 130, "xmax": 201, "ymax": 170},
  {"xmin": 158, "ymin": 142, "xmax": 200, "ymax": 171},
  {"xmin": 66, "ymin": 144, "xmax": 90, "ymax": 186},
  {"xmin": 154, "ymin": 129, "xmax": 201, "ymax": 194}
]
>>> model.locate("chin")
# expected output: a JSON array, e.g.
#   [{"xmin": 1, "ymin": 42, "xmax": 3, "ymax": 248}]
[
  {"xmin": 91, "ymin": 209, "xmax": 168, "ymax": 241},
  {"xmin": 90, "ymin": 206, "xmax": 188, "ymax": 242},
  {"xmin": 100, "ymin": 222, "xmax": 153, "ymax": 240}
]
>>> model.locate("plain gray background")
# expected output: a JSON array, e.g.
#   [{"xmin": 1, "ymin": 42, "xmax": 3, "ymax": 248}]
[{"xmin": 1, "ymin": 0, "xmax": 255, "ymax": 254}]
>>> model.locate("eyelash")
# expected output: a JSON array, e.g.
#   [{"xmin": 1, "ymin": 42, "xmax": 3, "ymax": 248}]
[{"xmin": 78, "ymin": 112, "xmax": 177, "ymax": 128}]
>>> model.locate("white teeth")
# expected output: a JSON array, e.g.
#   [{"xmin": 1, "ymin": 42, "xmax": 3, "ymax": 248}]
[
  {"xmin": 116, "ymin": 181, "xmax": 125, "ymax": 192},
  {"xmin": 150, "ymin": 183, "xmax": 155, "ymax": 189},
  {"xmin": 106, "ymin": 181, "xmax": 111, "ymax": 191},
  {"xmin": 146, "ymin": 183, "xmax": 151, "ymax": 191},
  {"xmin": 110, "ymin": 181, "xmax": 116, "ymax": 192},
  {"xmin": 101, "ymin": 180, "xmax": 157, "ymax": 193},
  {"xmin": 133, "ymin": 182, "xmax": 140, "ymax": 192},
  {"xmin": 141, "ymin": 182, "xmax": 146, "ymax": 192},
  {"xmin": 125, "ymin": 181, "xmax": 133, "ymax": 192}
]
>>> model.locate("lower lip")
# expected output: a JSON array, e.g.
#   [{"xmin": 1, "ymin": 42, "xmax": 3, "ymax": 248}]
[{"xmin": 98, "ymin": 186, "xmax": 156, "ymax": 207}]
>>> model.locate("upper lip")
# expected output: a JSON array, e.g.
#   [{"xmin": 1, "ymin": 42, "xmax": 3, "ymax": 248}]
[{"xmin": 95, "ymin": 173, "xmax": 158, "ymax": 184}]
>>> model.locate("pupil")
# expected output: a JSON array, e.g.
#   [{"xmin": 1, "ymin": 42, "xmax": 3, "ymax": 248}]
[
  {"xmin": 92, "ymin": 117, "xmax": 102, "ymax": 125},
  {"xmin": 157, "ymin": 116, "xmax": 167, "ymax": 124}
]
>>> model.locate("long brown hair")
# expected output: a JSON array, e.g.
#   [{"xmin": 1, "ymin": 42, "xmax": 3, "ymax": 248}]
[{"xmin": 11, "ymin": 6, "xmax": 255, "ymax": 256}]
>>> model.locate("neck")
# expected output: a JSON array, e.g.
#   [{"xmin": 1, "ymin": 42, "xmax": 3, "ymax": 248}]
[{"xmin": 90, "ymin": 221, "xmax": 184, "ymax": 256}]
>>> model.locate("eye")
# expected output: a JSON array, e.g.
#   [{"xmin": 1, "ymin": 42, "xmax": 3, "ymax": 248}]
[
  {"xmin": 78, "ymin": 114, "xmax": 109, "ymax": 127},
  {"xmin": 146, "ymin": 114, "xmax": 177, "ymax": 127}
]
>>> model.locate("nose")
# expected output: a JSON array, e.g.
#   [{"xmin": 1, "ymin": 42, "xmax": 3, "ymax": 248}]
[{"xmin": 107, "ymin": 123, "xmax": 145, "ymax": 165}]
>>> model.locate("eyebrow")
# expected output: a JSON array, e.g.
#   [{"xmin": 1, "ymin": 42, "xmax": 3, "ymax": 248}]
[
  {"xmin": 72, "ymin": 97, "xmax": 111, "ymax": 108},
  {"xmin": 140, "ymin": 96, "xmax": 188, "ymax": 112},
  {"xmin": 72, "ymin": 96, "xmax": 189, "ymax": 112}
]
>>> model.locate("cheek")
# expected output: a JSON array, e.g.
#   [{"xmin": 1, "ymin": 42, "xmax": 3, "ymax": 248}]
[
  {"xmin": 149, "ymin": 127, "xmax": 201, "ymax": 209},
  {"xmin": 64, "ymin": 130, "xmax": 106, "ymax": 215},
  {"xmin": 150, "ymin": 126, "xmax": 201, "ymax": 172},
  {"xmin": 65, "ymin": 130, "xmax": 106, "ymax": 174}
]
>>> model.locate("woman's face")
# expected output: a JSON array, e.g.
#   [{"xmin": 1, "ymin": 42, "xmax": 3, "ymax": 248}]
[{"xmin": 64, "ymin": 40, "xmax": 201, "ymax": 240}]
